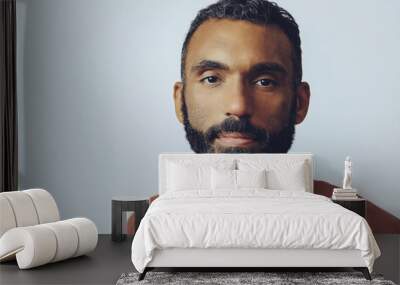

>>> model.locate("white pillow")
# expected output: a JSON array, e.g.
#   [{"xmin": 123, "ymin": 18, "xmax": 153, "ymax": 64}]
[
  {"xmin": 211, "ymin": 168, "xmax": 236, "ymax": 189},
  {"xmin": 167, "ymin": 162, "xmax": 209, "ymax": 191},
  {"xmin": 267, "ymin": 161, "xmax": 307, "ymax": 191},
  {"xmin": 166, "ymin": 159, "xmax": 235, "ymax": 191},
  {"xmin": 237, "ymin": 159, "xmax": 310, "ymax": 192},
  {"xmin": 236, "ymin": 169, "xmax": 267, "ymax": 188},
  {"xmin": 211, "ymin": 168, "xmax": 267, "ymax": 190}
]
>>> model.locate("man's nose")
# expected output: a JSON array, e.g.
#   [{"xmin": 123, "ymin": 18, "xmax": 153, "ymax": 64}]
[{"xmin": 224, "ymin": 80, "xmax": 252, "ymax": 118}]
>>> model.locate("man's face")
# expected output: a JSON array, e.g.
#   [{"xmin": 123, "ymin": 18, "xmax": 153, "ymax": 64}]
[{"xmin": 174, "ymin": 19, "xmax": 310, "ymax": 153}]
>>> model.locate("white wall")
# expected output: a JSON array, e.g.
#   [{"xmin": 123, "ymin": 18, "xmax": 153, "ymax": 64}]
[{"xmin": 16, "ymin": 0, "xmax": 400, "ymax": 233}]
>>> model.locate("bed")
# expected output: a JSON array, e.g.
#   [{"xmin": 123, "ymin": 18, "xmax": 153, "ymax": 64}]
[{"xmin": 131, "ymin": 153, "xmax": 380, "ymax": 281}]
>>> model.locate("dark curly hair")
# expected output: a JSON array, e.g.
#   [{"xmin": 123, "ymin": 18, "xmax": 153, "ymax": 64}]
[{"xmin": 180, "ymin": 0, "xmax": 302, "ymax": 87}]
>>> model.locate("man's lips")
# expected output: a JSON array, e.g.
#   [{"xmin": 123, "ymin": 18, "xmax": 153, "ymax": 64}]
[{"xmin": 216, "ymin": 132, "xmax": 256, "ymax": 147}]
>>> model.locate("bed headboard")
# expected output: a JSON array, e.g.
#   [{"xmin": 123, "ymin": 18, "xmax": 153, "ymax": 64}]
[{"xmin": 159, "ymin": 152, "xmax": 314, "ymax": 195}]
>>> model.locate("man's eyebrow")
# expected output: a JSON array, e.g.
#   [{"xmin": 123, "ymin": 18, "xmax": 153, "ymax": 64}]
[
  {"xmin": 248, "ymin": 62, "xmax": 288, "ymax": 78},
  {"xmin": 190, "ymin": 60, "xmax": 288, "ymax": 78},
  {"xmin": 190, "ymin": 60, "xmax": 230, "ymax": 74}
]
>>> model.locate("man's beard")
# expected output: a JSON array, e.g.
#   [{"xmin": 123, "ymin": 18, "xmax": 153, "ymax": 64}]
[{"xmin": 180, "ymin": 91, "xmax": 296, "ymax": 154}]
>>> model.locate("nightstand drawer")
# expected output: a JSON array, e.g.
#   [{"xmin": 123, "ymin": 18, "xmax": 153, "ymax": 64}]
[{"xmin": 332, "ymin": 199, "xmax": 366, "ymax": 218}]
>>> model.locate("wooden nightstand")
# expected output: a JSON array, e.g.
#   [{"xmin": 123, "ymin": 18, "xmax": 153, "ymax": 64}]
[
  {"xmin": 111, "ymin": 196, "xmax": 149, "ymax": 242},
  {"xmin": 332, "ymin": 198, "xmax": 366, "ymax": 218}
]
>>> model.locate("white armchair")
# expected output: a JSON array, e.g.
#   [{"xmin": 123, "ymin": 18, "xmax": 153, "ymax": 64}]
[{"xmin": 0, "ymin": 189, "xmax": 98, "ymax": 269}]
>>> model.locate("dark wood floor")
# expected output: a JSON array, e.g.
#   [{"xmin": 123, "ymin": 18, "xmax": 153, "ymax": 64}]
[
  {"xmin": 1, "ymin": 234, "xmax": 398, "ymax": 284},
  {"xmin": 0, "ymin": 235, "xmax": 133, "ymax": 285}
]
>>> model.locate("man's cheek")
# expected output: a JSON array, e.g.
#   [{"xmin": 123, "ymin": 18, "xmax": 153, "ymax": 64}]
[
  {"xmin": 258, "ymin": 96, "xmax": 292, "ymax": 129},
  {"xmin": 187, "ymin": 97, "xmax": 219, "ymax": 131},
  {"xmin": 269, "ymin": 105, "xmax": 292, "ymax": 130}
]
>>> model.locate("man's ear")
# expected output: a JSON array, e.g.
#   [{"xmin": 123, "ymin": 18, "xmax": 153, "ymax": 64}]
[
  {"xmin": 173, "ymin": 81, "xmax": 184, "ymax": 124},
  {"xmin": 295, "ymin": 82, "xmax": 311, "ymax": 124}
]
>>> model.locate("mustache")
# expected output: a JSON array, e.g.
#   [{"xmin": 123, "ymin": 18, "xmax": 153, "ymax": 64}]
[{"xmin": 204, "ymin": 117, "xmax": 269, "ymax": 144}]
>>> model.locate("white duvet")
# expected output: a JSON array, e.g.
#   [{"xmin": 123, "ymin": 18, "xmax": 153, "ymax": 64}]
[{"xmin": 131, "ymin": 189, "xmax": 380, "ymax": 273}]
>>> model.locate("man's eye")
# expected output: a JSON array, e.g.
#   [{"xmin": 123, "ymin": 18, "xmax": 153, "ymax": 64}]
[
  {"xmin": 255, "ymin": 78, "xmax": 276, "ymax": 87},
  {"xmin": 201, "ymin": 76, "xmax": 220, "ymax": 85}
]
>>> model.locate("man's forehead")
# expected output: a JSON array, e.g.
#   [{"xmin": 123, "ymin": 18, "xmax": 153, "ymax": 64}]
[{"xmin": 185, "ymin": 19, "xmax": 293, "ymax": 75}]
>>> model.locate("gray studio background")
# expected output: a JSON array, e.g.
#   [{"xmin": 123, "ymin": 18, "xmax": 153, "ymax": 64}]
[{"xmin": 16, "ymin": 0, "xmax": 400, "ymax": 233}]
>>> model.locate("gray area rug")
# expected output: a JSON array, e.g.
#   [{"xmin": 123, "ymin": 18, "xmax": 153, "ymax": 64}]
[{"xmin": 116, "ymin": 271, "xmax": 396, "ymax": 285}]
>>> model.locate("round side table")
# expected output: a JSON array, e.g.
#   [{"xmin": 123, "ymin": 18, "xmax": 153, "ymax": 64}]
[{"xmin": 111, "ymin": 196, "xmax": 149, "ymax": 242}]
